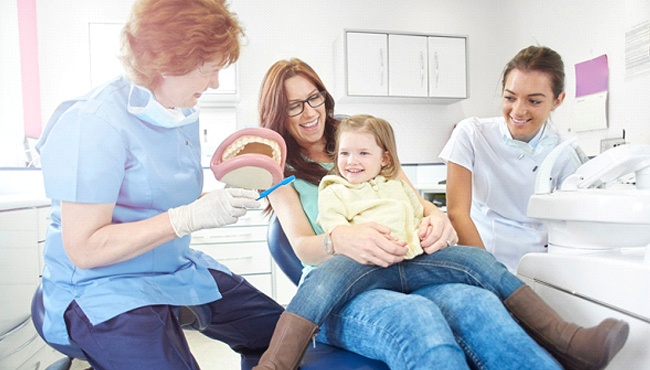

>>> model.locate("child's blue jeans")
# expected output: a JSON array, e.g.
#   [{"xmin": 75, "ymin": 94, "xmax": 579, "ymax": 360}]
[{"xmin": 287, "ymin": 245, "xmax": 524, "ymax": 325}]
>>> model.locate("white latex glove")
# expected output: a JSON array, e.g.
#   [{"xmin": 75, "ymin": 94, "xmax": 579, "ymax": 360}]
[{"xmin": 168, "ymin": 188, "xmax": 260, "ymax": 237}]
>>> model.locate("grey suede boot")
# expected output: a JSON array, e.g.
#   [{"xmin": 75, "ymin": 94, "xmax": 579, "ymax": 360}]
[
  {"xmin": 504, "ymin": 285, "xmax": 629, "ymax": 370},
  {"xmin": 253, "ymin": 312, "xmax": 319, "ymax": 370}
]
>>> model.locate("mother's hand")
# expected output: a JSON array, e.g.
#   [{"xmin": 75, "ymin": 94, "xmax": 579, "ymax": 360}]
[
  {"xmin": 419, "ymin": 213, "xmax": 459, "ymax": 254},
  {"xmin": 330, "ymin": 223, "xmax": 408, "ymax": 267}
]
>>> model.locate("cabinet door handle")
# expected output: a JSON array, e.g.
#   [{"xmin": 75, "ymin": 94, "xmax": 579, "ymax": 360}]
[
  {"xmin": 434, "ymin": 51, "xmax": 440, "ymax": 88},
  {"xmin": 0, "ymin": 315, "xmax": 31, "ymax": 340},
  {"xmin": 218, "ymin": 232, "xmax": 255, "ymax": 239},
  {"xmin": 0, "ymin": 332, "xmax": 40, "ymax": 359},
  {"xmin": 219, "ymin": 255, "xmax": 254, "ymax": 261},
  {"xmin": 193, "ymin": 232, "xmax": 255, "ymax": 241},
  {"xmin": 379, "ymin": 48, "xmax": 385, "ymax": 87},
  {"xmin": 420, "ymin": 51, "xmax": 425, "ymax": 88}
]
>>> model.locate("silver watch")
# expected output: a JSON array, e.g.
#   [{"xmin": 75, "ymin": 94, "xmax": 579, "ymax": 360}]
[{"xmin": 322, "ymin": 231, "xmax": 335, "ymax": 255}]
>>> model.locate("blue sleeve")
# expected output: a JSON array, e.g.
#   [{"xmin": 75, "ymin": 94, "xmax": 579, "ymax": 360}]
[{"xmin": 40, "ymin": 104, "xmax": 126, "ymax": 204}]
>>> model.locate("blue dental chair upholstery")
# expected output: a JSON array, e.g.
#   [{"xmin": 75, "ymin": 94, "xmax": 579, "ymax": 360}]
[{"xmin": 266, "ymin": 214, "xmax": 389, "ymax": 370}]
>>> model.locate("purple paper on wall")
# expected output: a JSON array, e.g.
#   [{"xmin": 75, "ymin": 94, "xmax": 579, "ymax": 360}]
[{"xmin": 575, "ymin": 54, "xmax": 609, "ymax": 97}]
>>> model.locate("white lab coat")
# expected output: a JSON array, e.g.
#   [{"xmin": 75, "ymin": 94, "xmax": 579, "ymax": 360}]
[{"xmin": 439, "ymin": 116, "xmax": 582, "ymax": 271}]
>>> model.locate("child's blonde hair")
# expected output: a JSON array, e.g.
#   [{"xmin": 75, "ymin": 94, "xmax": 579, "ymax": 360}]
[{"xmin": 334, "ymin": 114, "xmax": 401, "ymax": 179}]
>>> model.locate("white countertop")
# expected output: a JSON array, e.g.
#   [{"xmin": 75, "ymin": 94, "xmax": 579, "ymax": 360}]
[
  {"xmin": 0, "ymin": 169, "xmax": 49, "ymax": 210},
  {"xmin": 416, "ymin": 183, "xmax": 446, "ymax": 194},
  {"xmin": 0, "ymin": 194, "xmax": 50, "ymax": 211}
]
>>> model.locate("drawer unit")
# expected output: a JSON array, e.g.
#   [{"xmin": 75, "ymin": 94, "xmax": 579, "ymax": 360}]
[
  {"xmin": 191, "ymin": 225, "xmax": 267, "ymax": 246},
  {"xmin": 191, "ymin": 239, "xmax": 271, "ymax": 275},
  {"xmin": 0, "ymin": 316, "xmax": 66, "ymax": 370},
  {"xmin": 190, "ymin": 209, "xmax": 274, "ymax": 297},
  {"xmin": 0, "ymin": 208, "xmax": 41, "ymax": 336},
  {"xmin": 0, "ymin": 199, "xmax": 62, "ymax": 369}
]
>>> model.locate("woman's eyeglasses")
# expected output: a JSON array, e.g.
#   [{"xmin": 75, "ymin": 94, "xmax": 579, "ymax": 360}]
[{"xmin": 287, "ymin": 91, "xmax": 327, "ymax": 117}]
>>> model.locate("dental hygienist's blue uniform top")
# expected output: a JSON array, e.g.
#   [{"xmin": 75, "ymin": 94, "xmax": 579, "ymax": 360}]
[{"xmin": 36, "ymin": 76, "xmax": 230, "ymax": 345}]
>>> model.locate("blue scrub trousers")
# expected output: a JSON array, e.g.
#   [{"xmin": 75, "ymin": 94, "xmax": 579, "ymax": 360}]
[{"xmin": 65, "ymin": 269, "xmax": 284, "ymax": 370}]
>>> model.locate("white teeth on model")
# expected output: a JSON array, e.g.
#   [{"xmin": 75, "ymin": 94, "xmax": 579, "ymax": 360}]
[
  {"xmin": 302, "ymin": 120, "xmax": 317, "ymax": 128},
  {"xmin": 222, "ymin": 136, "xmax": 282, "ymax": 163}
]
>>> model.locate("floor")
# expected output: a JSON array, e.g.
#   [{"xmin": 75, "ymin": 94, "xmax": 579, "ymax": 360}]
[{"xmin": 69, "ymin": 330, "xmax": 242, "ymax": 370}]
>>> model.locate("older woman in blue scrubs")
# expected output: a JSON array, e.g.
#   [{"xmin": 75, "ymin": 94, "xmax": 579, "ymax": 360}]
[{"xmin": 35, "ymin": 1, "xmax": 283, "ymax": 369}]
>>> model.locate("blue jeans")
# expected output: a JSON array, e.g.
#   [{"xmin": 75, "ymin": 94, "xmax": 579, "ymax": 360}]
[
  {"xmin": 287, "ymin": 245, "xmax": 523, "ymax": 325},
  {"xmin": 318, "ymin": 286, "xmax": 561, "ymax": 370},
  {"xmin": 318, "ymin": 288, "xmax": 468, "ymax": 370}
]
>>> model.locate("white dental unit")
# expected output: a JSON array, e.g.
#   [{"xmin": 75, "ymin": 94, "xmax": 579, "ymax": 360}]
[{"xmin": 519, "ymin": 142, "xmax": 650, "ymax": 369}]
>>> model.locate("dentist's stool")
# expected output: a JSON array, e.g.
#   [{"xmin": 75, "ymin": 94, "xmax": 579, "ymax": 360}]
[
  {"xmin": 267, "ymin": 214, "xmax": 389, "ymax": 369},
  {"xmin": 31, "ymin": 285, "xmax": 216, "ymax": 370}
]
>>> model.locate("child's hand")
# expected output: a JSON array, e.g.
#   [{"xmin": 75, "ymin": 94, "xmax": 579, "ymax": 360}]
[
  {"xmin": 332, "ymin": 223, "xmax": 407, "ymax": 267},
  {"xmin": 418, "ymin": 215, "xmax": 458, "ymax": 254}
]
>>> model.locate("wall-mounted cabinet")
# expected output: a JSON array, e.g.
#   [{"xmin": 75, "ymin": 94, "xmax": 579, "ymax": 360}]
[
  {"xmin": 336, "ymin": 30, "xmax": 467, "ymax": 102},
  {"xmin": 428, "ymin": 36, "xmax": 467, "ymax": 99},
  {"xmin": 345, "ymin": 32, "xmax": 388, "ymax": 96}
]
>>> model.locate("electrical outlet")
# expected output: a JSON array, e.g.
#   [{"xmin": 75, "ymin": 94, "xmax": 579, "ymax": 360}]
[{"xmin": 600, "ymin": 138, "xmax": 626, "ymax": 153}]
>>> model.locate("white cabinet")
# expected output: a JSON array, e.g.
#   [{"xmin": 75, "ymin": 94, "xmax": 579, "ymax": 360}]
[
  {"xmin": 0, "ymin": 201, "xmax": 67, "ymax": 369},
  {"xmin": 338, "ymin": 30, "xmax": 467, "ymax": 101},
  {"xmin": 197, "ymin": 63, "xmax": 239, "ymax": 107},
  {"xmin": 345, "ymin": 32, "xmax": 388, "ymax": 96},
  {"xmin": 0, "ymin": 207, "xmax": 42, "ymax": 336},
  {"xmin": 190, "ymin": 208, "xmax": 297, "ymax": 306},
  {"xmin": 272, "ymin": 263, "xmax": 298, "ymax": 307},
  {"xmin": 191, "ymin": 209, "xmax": 273, "ymax": 297},
  {"xmin": 389, "ymin": 34, "xmax": 429, "ymax": 97},
  {"xmin": 428, "ymin": 36, "xmax": 467, "ymax": 98}
]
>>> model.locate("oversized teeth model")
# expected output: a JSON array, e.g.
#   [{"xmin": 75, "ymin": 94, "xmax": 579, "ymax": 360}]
[
  {"xmin": 222, "ymin": 136, "xmax": 282, "ymax": 164},
  {"xmin": 211, "ymin": 128, "xmax": 288, "ymax": 190}
]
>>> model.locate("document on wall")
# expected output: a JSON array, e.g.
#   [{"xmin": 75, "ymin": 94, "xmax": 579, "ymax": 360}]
[
  {"xmin": 625, "ymin": 21, "xmax": 650, "ymax": 78},
  {"xmin": 573, "ymin": 54, "xmax": 609, "ymax": 132}
]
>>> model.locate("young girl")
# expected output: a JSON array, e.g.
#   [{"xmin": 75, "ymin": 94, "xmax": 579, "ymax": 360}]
[{"xmin": 254, "ymin": 114, "xmax": 628, "ymax": 370}]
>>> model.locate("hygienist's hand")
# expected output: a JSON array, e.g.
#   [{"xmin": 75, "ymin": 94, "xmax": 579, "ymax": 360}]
[
  {"xmin": 331, "ymin": 223, "xmax": 408, "ymax": 267},
  {"xmin": 168, "ymin": 188, "xmax": 260, "ymax": 237},
  {"xmin": 419, "ymin": 214, "xmax": 458, "ymax": 254}
]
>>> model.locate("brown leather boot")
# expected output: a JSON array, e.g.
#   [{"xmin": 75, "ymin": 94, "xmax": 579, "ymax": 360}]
[
  {"xmin": 253, "ymin": 312, "xmax": 319, "ymax": 370},
  {"xmin": 504, "ymin": 285, "xmax": 629, "ymax": 370}
]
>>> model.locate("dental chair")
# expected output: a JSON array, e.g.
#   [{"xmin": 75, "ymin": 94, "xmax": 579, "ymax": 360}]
[{"xmin": 266, "ymin": 214, "xmax": 389, "ymax": 370}]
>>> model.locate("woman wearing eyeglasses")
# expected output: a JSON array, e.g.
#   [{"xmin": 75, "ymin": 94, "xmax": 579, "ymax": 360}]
[{"xmin": 255, "ymin": 58, "xmax": 568, "ymax": 370}]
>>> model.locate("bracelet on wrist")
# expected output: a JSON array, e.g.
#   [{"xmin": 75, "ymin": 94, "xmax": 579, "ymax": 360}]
[{"xmin": 322, "ymin": 230, "xmax": 335, "ymax": 255}]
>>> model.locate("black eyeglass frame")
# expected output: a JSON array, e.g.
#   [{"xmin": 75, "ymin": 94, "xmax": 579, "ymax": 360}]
[{"xmin": 286, "ymin": 91, "xmax": 327, "ymax": 117}]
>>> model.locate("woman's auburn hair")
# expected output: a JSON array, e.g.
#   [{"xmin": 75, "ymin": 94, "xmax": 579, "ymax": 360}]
[
  {"xmin": 120, "ymin": 0, "xmax": 244, "ymax": 90},
  {"xmin": 258, "ymin": 58, "xmax": 338, "ymax": 186}
]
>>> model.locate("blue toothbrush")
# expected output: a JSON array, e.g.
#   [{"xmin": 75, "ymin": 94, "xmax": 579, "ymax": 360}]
[{"xmin": 256, "ymin": 175, "xmax": 296, "ymax": 200}]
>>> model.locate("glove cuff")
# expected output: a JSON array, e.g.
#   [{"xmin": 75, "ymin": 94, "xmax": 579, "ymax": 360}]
[{"xmin": 168, "ymin": 205, "xmax": 191, "ymax": 238}]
